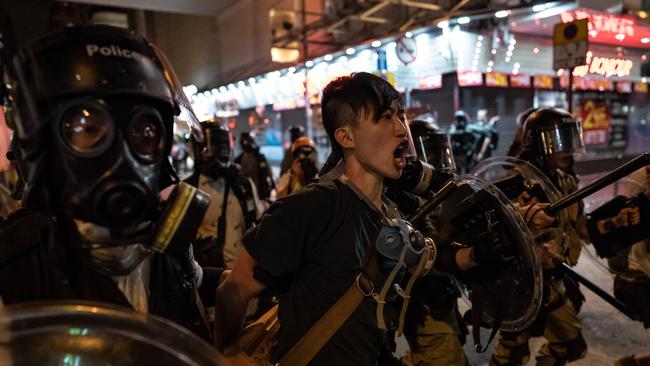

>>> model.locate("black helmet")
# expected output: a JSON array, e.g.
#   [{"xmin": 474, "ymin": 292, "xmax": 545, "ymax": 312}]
[
  {"xmin": 239, "ymin": 131, "xmax": 258, "ymax": 152},
  {"xmin": 409, "ymin": 120, "xmax": 456, "ymax": 172},
  {"xmin": 507, "ymin": 107, "xmax": 539, "ymax": 157},
  {"xmin": 288, "ymin": 124, "xmax": 304, "ymax": 143},
  {"xmin": 454, "ymin": 110, "xmax": 468, "ymax": 125},
  {"xmin": 200, "ymin": 119, "xmax": 232, "ymax": 171},
  {"xmin": 4, "ymin": 25, "xmax": 202, "ymax": 228},
  {"xmin": 520, "ymin": 107, "xmax": 585, "ymax": 162}
]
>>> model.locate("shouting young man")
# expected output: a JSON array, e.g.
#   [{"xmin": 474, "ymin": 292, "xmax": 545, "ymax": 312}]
[{"xmin": 214, "ymin": 72, "xmax": 483, "ymax": 365}]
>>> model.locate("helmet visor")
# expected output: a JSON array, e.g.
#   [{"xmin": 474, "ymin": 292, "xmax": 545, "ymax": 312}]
[
  {"xmin": 538, "ymin": 121, "xmax": 585, "ymax": 156},
  {"xmin": 412, "ymin": 132, "xmax": 456, "ymax": 171}
]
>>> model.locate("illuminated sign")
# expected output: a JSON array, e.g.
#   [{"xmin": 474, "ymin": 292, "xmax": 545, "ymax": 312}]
[
  {"xmin": 533, "ymin": 75, "xmax": 554, "ymax": 89},
  {"xmin": 486, "ymin": 72, "xmax": 509, "ymax": 87},
  {"xmin": 419, "ymin": 74, "xmax": 442, "ymax": 90},
  {"xmin": 634, "ymin": 81, "xmax": 648, "ymax": 93},
  {"xmin": 458, "ymin": 71, "xmax": 483, "ymax": 86},
  {"xmin": 560, "ymin": 75, "xmax": 613, "ymax": 91},
  {"xmin": 510, "ymin": 73, "xmax": 531, "ymax": 88},
  {"xmin": 559, "ymin": 9, "xmax": 650, "ymax": 48},
  {"xmin": 560, "ymin": 11, "xmax": 634, "ymax": 36},
  {"xmin": 572, "ymin": 52, "xmax": 634, "ymax": 78},
  {"xmin": 616, "ymin": 80, "xmax": 632, "ymax": 93},
  {"xmin": 581, "ymin": 100, "xmax": 610, "ymax": 145}
]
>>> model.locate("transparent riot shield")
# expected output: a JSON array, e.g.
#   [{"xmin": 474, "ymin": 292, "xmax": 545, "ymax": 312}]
[
  {"xmin": 0, "ymin": 302, "xmax": 227, "ymax": 366},
  {"xmin": 471, "ymin": 156, "xmax": 572, "ymax": 258},
  {"xmin": 436, "ymin": 174, "xmax": 543, "ymax": 334}
]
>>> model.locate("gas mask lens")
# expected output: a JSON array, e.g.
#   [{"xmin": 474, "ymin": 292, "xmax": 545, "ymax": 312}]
[
  {"xmin": 61, "ymin": 105, "xmax": 114, "ymax": 156},
  {"xmin": 128, "ymin": 110, "xmax": 164, "ymax": 161}
]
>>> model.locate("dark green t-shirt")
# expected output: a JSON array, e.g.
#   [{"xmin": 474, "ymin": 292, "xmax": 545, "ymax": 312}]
[{"xmin": 244, "ymin": 179, "xmax": 384, "ymax": 365}]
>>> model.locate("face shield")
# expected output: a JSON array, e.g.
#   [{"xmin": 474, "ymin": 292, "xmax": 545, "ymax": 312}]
[
  {"xmin": 201, "ymin": 124, "xmax": 232, "ymax": 168},
  {"xmin": 412, "ymin": 132, "xmax": 456, "ymax": 172},
  {"xmin": 538, "ymin": 121, "xmax": 585, "ymax": 157}
]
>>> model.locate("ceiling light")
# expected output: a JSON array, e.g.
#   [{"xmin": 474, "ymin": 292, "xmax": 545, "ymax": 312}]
[
  {"xmin": 288, "ymin": 67, "xmax": 296, "ymax": 73},
  {"xmin": 505, "ymin": 57, "xmax": 511, "ymax": 62},
  {"xmin": 323, "ymin": 54, "xmax": 333, "ymax": 61},
  {"xmin": 457, "ymin": 16, "xmax": 470, "ymax": 24},
  {"xmin": 495, "ymin": 10, "xmax": 510, "ymax": 18},
  {"xmin": 345, "ymin": 47, "xmax": 356, "ymax": 55},
  {"xmin": 371, "ymin": 40, "xmax": 382, "ymax": 47},
  {"xmin": 437, "ymin": 20, "xmax": 449, "ymax": 29},
  {"xmin": 642, "ymin": 38, "xmax": 650, "ymax": 44},
  {"xmin": 305, "ymin": 60, "xmax": 314, "ymax": 67},
  {"xmin": 488, "ymin": 61, "xmax": 494, "ymax": 66},
  {"xmin": 615, "ymin": 33, "xmax": 625, "ymax": 41},
  {"xmin": 532, "ymin": 4, "xmax": 547, "ymax": 12},
  {"xmin": 491, "ymin": 49, "xmax": 497, "ymax": 55},
  {"xmin": 405, "ymin": 32, "xmax": 413, "ymax": 38}
]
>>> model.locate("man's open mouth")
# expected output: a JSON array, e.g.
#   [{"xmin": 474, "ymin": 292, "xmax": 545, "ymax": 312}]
[{"xmin": 394, "ymin": 141, "xmax": 408, "ymax": 158}]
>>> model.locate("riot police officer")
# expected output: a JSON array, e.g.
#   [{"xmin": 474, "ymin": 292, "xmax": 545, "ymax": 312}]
[
  {"xmin": 0, "ymin": 25, "xmax": 218, "ymax": 340},
  {"xmin": 235, "ymin": 131, "xmax": 275, "ymax": 202},
  {"xmin": 448, "ymin": 110, "xmax": 475, "ymax": 173},
  {"xmin": 397, "ymin": 120, "xmax": 469, "ymax": 366},
  {"xmin": 491, "ymin": 108, "xmax": 588, "ymax": 366},
  {"xmin": 195, "ymin": 119, "xmax": 264, "ymax": 268}
]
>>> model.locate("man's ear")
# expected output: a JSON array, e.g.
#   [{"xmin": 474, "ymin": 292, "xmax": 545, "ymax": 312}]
[{"xmin": 334, "ymin": 126, "xmax": 354, "ymax": 149}]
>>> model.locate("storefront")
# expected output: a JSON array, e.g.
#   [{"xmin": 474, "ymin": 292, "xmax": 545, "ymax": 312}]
[{"xmin": 186, "ymin": 4, "xmax": 650, "ymax": 166}]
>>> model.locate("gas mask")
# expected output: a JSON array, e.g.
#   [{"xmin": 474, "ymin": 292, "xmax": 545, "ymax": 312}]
[
  {"xmin": 5, "ymin": 25, "xmax": 210, "ymax": 275},
  {"xmin": 239, "ymin": 133, "xmax": 259, "ymax": 153},
  {"xmin": 373, "ymin": 213, "xmax": 436, "ymax": 334},
  {"xmin": 338, "ymin": 174, "xmax": 436, "ymax": 335},
  {"xmin": 200, "ymin": 120, "xmax": 233, "ymax": 176},
  {"xmin": 52, "ymin": 97, "xmax": 169, "ymax": 229}
]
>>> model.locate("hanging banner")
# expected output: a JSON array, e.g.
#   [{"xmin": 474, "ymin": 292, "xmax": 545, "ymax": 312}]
[
  {"xmin": 510, "ymin": 73, "xmax": 531, "ymax": 88},
  {"xmin": 616, "ymin": 80, "xmax": 633, "ymax": 93},
  {"xmin": 458, "ymin": 70, "xmax": 483, "ymax": 86},
  {"xmin": 634, "ymin": 81, "xmax": 648, "ymax": 93},
  {"xmin": 533, "ymin": 75, "xmax": 554, "ymax": 89},
  {"xmin": 485, "ymin": 72, "xmax": 509, "ymax": 87},
  {"xmin": 418, "ymin": 74, "xmax": 443, "ymax": 90}
]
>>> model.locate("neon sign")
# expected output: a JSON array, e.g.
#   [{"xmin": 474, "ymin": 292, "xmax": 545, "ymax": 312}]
[
  {"xmin": 559, "ymin": 9, "xmax": 650, "ymax": 47},
  {"xmin": 572, "ymin": 51, "xmax": 633, "ymax": 78},
  {"xmin": 560, "ymin": 11, "xmax": 635, "ymax": 36}
]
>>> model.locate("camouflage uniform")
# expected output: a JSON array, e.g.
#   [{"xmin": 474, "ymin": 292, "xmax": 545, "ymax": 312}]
[{"xmin": 491, "ymin": 169, "xmax": 587, "ymax": 366}]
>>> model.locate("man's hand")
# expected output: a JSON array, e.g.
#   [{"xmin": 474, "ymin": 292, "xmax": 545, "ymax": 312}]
[
  {"xmin": 214, "ymin": 249, "xmax": 265, "ymax": 350},
  {"xmin": 612, "ymin": 206, "xmax": 641, "ymax": 228},
  {"xmin": 519, "ymin": 202, "xmax": 556, "ymax": 230}
]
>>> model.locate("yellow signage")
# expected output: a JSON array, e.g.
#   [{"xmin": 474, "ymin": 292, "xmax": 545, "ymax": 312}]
[{"xmin": 554, "ymin": 18, "xmax": 589, "ymax": 46}]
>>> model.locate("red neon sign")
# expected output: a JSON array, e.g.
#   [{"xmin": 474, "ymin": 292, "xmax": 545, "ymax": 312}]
[{"xmin": 560, "ymin": 9, "xmax": 650, "ymax": 48}]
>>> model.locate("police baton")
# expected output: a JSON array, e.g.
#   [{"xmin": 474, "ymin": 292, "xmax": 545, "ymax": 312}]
[
  {"xmin": 555, "ymin": 262, "xmax": 641, "ymax": 321},
  {"xmin": 547, "ymin": 152, "xmax": 650, "ymax": 214},
  {"xmin": 409, "ymin": 181, "xmax": 458, "ymax": 225}
]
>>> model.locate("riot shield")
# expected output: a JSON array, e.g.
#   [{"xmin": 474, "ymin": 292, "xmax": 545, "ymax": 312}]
[
  {"xmin": 471, "ymin": 156, "xmax": 571, "ymax": 257},
  {"xmin": 0, "ymin": 302, "xmax": 227, "ymax": 365},
  {"xmin": 436, "ymin": 174, "xmax": 543, "ymax": 336}
]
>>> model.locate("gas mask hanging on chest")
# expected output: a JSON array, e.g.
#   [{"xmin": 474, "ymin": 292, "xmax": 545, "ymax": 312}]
[{"xmin": 373, "ymin": 212, "xmax": 437, "ymax": 334}]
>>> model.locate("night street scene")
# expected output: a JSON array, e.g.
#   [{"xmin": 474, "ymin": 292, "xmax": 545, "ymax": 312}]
[{"xmin": 0, "ymin": 0, "xmax": 648, "ymax": 365}]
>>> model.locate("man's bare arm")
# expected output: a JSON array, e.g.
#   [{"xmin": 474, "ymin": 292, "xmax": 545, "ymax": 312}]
[{"xmin": 213, "ymin": 249, "xmax": 265, "ymax": 349}]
